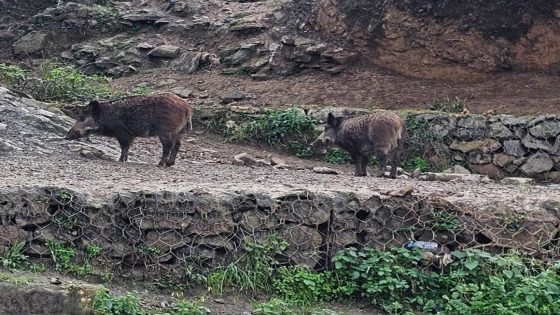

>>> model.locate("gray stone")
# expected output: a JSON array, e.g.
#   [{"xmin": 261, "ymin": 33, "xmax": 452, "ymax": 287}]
[
  {"xmin": 170, "ymin": 87, "xmax": 193, "ymax": 98},
  {"xmin": 529, "ymin": 120, "xmax": 560, "ymax": 139},
  {"xmin": 221, "ymin": 91, "xmax": 247, "ymax": 104},
  {"xmin": 449, "ymin": 139, "xmax": 501, "ymax": 153},
  {"xmin": 13, "ymin": 32, "xmax": 50, "ymax": 55},
  {"xmin": 172, "ymin": 52, "xmax": 204, "ymax": 74},
  {"xmin": 136, "ymin": 42, "xmax": 155, "ymax": 50},
  {"xmin": 489, "ymin": 122, "xmax": 514, "ymax": 138},
  {"xmin": 233, "ymin": 152, "xmax": 268, "ymax": 167},
  {"xmin": 457, "ymin": 115, "xmax": 487, "ymax": 129},
  {"xmin": 0, "ymin": 123, "xmax": 7, "ymax": 131},
  {"xmin": 499, "ymin": 115, "xmax": 530, "ymax": 126},
  {"xmin": 312, "ymin": 166, "xmax": 340, "ymax": 175},
  {"xmin": 501, "ymin": 177, "xmax": 535, "ymax": 185},
  {"xmin": 148, "ymin": 45, "xmax": 181, "ymax": 58},
  {"xmin": 468, "ymin": 152, "xmax": 492, "ymax": 164},
  {"xmin": 122, "ymin": 14, "xmax": 164, "ymax": 23},
  {"xmin": 443, "ymin": 165, "xmax": 471, "ymax": 174},
  {"xmin": 522, "ymin": 134, "xmax": 553, "ymax": 152},
  {"xmin": 503, "ymin": 140, "xmax": 527, "ymax": 157},
  {"xmin": 493, "ymin": 153, "xmax": 516, "ymax": 167},
  {"xmin": 520, "ymin": 153, "xmax": 554, "ymax": 175},
  {"xmin": 223, "ymin": 49, "xmax": 252, "ymax": 66}
]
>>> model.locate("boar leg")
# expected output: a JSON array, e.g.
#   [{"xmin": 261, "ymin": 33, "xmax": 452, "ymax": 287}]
[
  {"xmin": 389, "ymin": 150, "xmax": 400, "ymax": 179},
  {"xmin": 166, "ymin": 136, "xmax": 182, "ymax": 167},
  {"xmin": 117, "ymin": 138, "xmax": 133, "ymax": 162},
  {"xmin": 376, "ymin": 153, "xmax": 387, "ymax": 178},
  {"xmin": 158, "ymin": 134, "xmax": 174, "ymax": 166},
  {"xmin": 352, "ymin": 153, "xmax": 367, "ymax": 177}
]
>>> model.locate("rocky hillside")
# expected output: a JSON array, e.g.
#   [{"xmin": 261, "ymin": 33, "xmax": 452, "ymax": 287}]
[{"xmin": 1, "ymin": 0, "xmax": 560, "ymax": 114}]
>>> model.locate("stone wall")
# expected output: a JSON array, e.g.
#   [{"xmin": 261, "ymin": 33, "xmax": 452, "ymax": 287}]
[
  {"xmin": 195, "ymin": 105, "xmax": 560, "ymax": 182},
  {"xmin": 0, "ymin": 186, "xmax": 557, "ymax": 280},
  {"xmin": 409, "ymin": 112, "xmax": 560, "ymax": 181}
]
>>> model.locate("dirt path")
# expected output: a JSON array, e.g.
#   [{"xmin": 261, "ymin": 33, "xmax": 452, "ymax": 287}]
[
  {"xmin": 1, "ymin": 130, "xmax": 558, "ymax": 212},
  {"xmin": 115, "ymin": 68, "xmax": 560, "ymax": 115}
]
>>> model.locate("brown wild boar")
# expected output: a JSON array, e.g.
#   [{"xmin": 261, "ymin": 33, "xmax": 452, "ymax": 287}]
[
  {"xmin": 311, "ymin": 111, "xmax": 406, "ymax": 178},
  {"xmin": 66, "ymin": 93, "xmax": 193, "ymax": 167}
]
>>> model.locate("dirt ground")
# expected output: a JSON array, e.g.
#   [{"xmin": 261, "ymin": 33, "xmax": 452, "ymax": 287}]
[{"xmin": 115, "ymin": 67, "xmax": 560, "ymax": 116}]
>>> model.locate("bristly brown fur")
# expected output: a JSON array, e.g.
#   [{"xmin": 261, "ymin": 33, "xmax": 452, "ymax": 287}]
[
  {"xmin": 312, "ymin": 110, "xmax": 406, "ymax": 178},
  {"xmin": 66, "ymin": 93, "xmax": 194, "ymax": 167}
]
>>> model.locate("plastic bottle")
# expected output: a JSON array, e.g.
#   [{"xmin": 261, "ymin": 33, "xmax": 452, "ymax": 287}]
[{"xmin": 404, "ymin": 240, "xmax": 439, "ymax": 253}]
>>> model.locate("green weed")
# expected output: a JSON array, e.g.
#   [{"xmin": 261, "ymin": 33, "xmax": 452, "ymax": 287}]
[
  {"xmin": 322, "ymin": 148, "xmax": 352, "ymax": 164},
  {"xmin": 430, "ymin": 96, "xmax": 466, "ymax": 113},
  {"xmin": 1, "ymin": 242, "xmax": 28, "ymax": 269},
  {"xmin": 46, "ymin": 241, "xmax": 92, "ymax": 277}
]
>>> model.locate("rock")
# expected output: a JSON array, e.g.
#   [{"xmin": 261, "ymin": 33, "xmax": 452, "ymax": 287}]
[
  {"xmin": 493, "ymin": 153, "xmax": 516, "ymax": 167},
  {"xmin": 0, "ymin": 226, "xmax": 31, "ymax": 246},
  {"xmin": 501, "ymin": 177, "xmax": 535, "ymax": 185},
  {"xmin": 221, "ymin": 91, "xmax": 247, "ymax": 104},
  {"xmin": 498, "ymin": 115, "xmax": 530, "ymax": 126},
  {"xmin": 0, "ymin": 140, "xmax": 16, "ymax": 153},
  {"xmin": 270, "ymin": 157, "xmax": 287, "ymax": 166},
  {"xmin": 233, "ymin": 152, "xmax": 268, "ymax": 167},
  {"xmin": 222, "ymin": 49, "xmax": 253, "ymax": 66},
  {"xmin": 449, "ymin": 139, "xmax": 500, "ymax": 153},
  {"xmin": 171, "ymin": 52, "xmax": 204, "ymax": 74},
  {"xmin": 503, "ymin": 140, "xmax": 527, "ymax": 157},
  {"xmin": 49, "ymin": 278, "xmax": 62, "ymax": 285},
  {"xmin": 389, "ymin": 185, "xmax": 414, "ymax": 197},
  {"xmin": 546, "ymin": 171, "xmax": 560, "ymax": 183},
  {"xmin": 170, "ymin": 87, "xmax": 193, "ymax": 98},
  {"xmin": 443, "ymin": 165, "xmax": 471, "ymax": 174},
  {"xmin": 469, "ymin": 163, "xmax": 505, "ymax": 179},
  {"xmin": 148, "ymin": 45, "xmax": 181, "ymax": 58},
  {"xmin": 528, "ymin": 120, "xmax": 560, "ymax": 139},
  {"xmin": 489, "ymin": 122, "xmax": 514, "ymax": 138},
  {"xmin": 122, "ymin": 14, "xmax": 164, "ymax": 23},
  {"xmin": 136, "ymin": 42, "xmax": 155, "ymax": 50},
  {"xmin": 520, "ymin": 153, "xmax": 554, "ymax": 175},
  {"xmin": 155, "ymin": 79, "xmax": 177, "ymax": 88},
  {"xmin": 12, "ymin": 32, "xmax": 50, "ymax": 55},
  {"xmin": 468, "ymin": 152, "xmax": 492, "ymax": 164},
  {"xmin": 422, "ymin": 172, "xmax": 491, "ymax": 183},
  {"xmin": 522, "ymin": 134, "xmax": 553, "ymax": 152},
  {"xmin": 229, "ymin": 23, "xmax": 267, "ymax": 34},
  {"xmin": 0, "ymin": 123, "xmax": 7, "ymax": 131},
  {"xmin": 145, "ymin": 230, "xmax": 187, "ymax": 253},
  {"xmin": 312, "ymin": 166, "xmax": 340, "ymax": 175}
]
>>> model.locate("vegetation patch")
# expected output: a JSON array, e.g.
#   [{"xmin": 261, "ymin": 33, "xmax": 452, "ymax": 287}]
[{"xmin": 0, "ymin": 62, "xmax": 150, "ymax": 103}]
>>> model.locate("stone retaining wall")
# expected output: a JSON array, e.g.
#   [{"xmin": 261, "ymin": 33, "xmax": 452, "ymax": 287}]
[{"xmin": 0, "ymin": 186, "xmax": 557, "ymax": 279}]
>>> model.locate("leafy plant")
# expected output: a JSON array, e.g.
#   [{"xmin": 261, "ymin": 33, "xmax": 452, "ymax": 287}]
[
  {"xmin": 431, "ymin": 210, "xmax": 461, "ymax": 231},
  {"xmin": 273, "ymin": 266, "xmax": 335, "ymax": 305},
  {"xmin": 165, "ymin": 301, "xmax": 210, "ymax": 315},
  {"xmin": 430, "ymin": 96, "xmax": 466, "ymax": 113},
  {"xmin": 92, "ymin": 288, "xmax": 144, "ymax": 315},
  {"xmin": 322, "ymin": 148, "xmax": 352, "ymax": 164},
  {"xmin": 0, "ymin": 63, "xmax": 28, "ymax": 86},
  {"xmin": 401, "ymin": 156, "xmax": 429, "ymax": 172},
  {"xmin": 47, "ymin": 241, "xmax": 92, "ymax": 277},
  {"xmin": 132, "ymin": 83, "xmax": 151, "ymax": 96},
  {"xmin": 1, "ymin": 242, "xmax": 28, "ymax": 269},
  {"xmin": 252, "ymin": 299, "xmax": 297, "ymax": 315},
  {"xmin": 206, "ymin": 235, "xmax": 288, "ymax": 294},
  {"xmin": 227, "ymin": 108, "xmax": 317, "ymax": 154}
]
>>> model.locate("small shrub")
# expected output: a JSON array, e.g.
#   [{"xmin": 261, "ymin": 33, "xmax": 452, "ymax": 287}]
[
  {"xmin": 252, "ymin": 299, "xmax": 297, "ymax": 315},
  {"xmin": 228, "ymin": 108, "xmax": 317, "ymax": 154},
  {"xmin": 0, "ymin": 63, "xmax": 27, "ymax": 86},
  {"xmin": 166, "ymin": 301, "xmax": 210, "ymax": 315},
  {"xmin": 206, "ymin": 235, "xmax": 288, "ymax": 294},
  {"xmin": 322, "ymin": 148, "xmax": 352, "ymax": 164},
  {"xmin": 273, "ymin": 266, "xmax": 335, "ymax": 305},
  {"xmin": 430, "ymin": 96, "xmax": 466, "ymax": 113},
  {"xmin": 1, "ymin": 242, "xmax": 28, "ymax": 269},
  {"xmin": 401, "ymin": 157, "xmax": 429, "ymax": 172},
  {"xmin": 92, "ymin": 288, "xmax": 144, "ymax": 315},
  {"xmin": 47, "ymin": 241, "xmax": 92, "ymax": 277}
]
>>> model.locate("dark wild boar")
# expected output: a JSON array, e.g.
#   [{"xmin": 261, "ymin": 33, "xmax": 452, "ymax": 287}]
[
  {"xmin": 311, "ymin": 111, "xmax": 406, "ymax": 178},
  {"xmin": 66, "ymin": 93, "xmax": 193, "ymax": 167}
]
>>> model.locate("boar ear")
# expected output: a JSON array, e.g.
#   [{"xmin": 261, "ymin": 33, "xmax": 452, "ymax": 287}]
[
  {"xmin": 327, "ymin": 113, "xmax": 342, "ymax": 128},
  {"xmin": 88, "ymin": 100, "xmax": 100, "ymax": 115}
]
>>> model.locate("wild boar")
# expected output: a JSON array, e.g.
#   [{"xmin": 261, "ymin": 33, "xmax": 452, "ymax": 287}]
[
  {"xmin": 66, "ymin": 93, "xmax": 193, "ymax": 167},
  {"xmin": 311, "ymin": 111, "xmax": 406, "ymax": 178}
]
